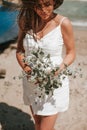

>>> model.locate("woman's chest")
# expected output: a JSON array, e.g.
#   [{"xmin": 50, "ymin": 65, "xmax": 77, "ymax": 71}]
[{"xmin": 23, "ymin": 26, "xmax": 63, "ymax": 51}]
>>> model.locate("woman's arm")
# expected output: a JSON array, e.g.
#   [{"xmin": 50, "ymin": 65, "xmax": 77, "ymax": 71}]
[
  {"xmin": 16, "ymin": 29, "xmax": 31, "ymax": 73},
  {"xmin": 55, "ymin": 18, "xmax": 76, "ymax": 75}
]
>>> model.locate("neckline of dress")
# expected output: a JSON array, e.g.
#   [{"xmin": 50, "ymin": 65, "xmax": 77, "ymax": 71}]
[
  {"xmin": 34, "ymin": 24, "xmax": 60, "ymax": 41},
  {"xmin": 27, "ymin": 24, "xmax": 61, "ymax": 41}
]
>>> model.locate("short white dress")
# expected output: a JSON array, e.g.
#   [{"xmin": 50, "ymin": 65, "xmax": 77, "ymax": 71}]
[{"xmin": 22, "ymin": 17, "xmax": 69, "ymax": 115}]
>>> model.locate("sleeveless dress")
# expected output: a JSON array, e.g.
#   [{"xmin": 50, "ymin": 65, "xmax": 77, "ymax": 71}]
[{"xmin": 22, "ymin": 17, "xmax": 69, "ymax": 115}]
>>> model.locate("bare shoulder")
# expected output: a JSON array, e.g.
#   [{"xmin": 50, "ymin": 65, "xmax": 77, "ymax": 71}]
[
  {"xmin": 61, "ymin": 17, "xmax": 73, "ymax": 32},
  {"xmin": 60, "ymin": 17, "xmax": 74, "ymax": 45}
]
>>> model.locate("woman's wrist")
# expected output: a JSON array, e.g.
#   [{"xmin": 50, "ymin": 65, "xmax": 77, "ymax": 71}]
[
  {"xmin": 22, "ymin": 63, "xmax": 27, "ymax": 69},
  {"xmin": 63, "ymin": 62, "xmax": 68, "ymax": 68},
  {"xmin": 58, "ymin": 62, "xmax": 68, "ymax": 74}
]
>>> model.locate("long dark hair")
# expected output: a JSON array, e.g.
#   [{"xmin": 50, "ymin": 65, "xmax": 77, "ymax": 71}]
[{"xmin": 18, "ymin": 0, "xmax": 41, "ymax": 33}]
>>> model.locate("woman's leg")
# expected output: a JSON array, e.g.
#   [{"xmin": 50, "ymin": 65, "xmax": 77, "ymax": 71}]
[
  {"xmin": 40, "ymin": 113, "xmax": 58, "ymax": 130},
  {"xmin": 33, "ymin": 114, "xmax": 41, "ymax": 130},
  {"xmin": 30, "ymin": 105, "xmax": 41, "ymax": 130}
]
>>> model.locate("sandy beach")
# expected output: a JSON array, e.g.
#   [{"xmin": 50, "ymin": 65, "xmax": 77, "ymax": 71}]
[{"xmin": 0, "ymin": 27, "xmax": 87, "ymax": 130}]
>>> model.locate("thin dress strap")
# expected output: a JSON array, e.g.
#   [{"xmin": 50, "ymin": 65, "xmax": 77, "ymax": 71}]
[{"xmin": 60, "ymin": 17, "xmax": 67, "ymax": 25}]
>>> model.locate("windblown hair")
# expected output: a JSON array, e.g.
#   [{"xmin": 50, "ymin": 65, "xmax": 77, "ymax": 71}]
[
  {"xmin": 18, "ymin": 0, "xmax": 64, "ymax": 33},
  {"xmin": 18, "ymin": 0, "xmax": 40, "ymax": 33}
]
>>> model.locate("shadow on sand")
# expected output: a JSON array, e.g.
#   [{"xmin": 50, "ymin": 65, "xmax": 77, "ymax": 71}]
[
  {"xmin": 0, "ymin": 39, "xmax": 17, "ymax": 54},
  {"xmin": 0, "ymin": 102, "xmax": 35, "ymax": 130}
]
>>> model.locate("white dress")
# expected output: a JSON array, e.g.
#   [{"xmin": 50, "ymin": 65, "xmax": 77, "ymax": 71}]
[{"xmin": 23, "ymin": 18, "xmax": 69, "ymax": 115}]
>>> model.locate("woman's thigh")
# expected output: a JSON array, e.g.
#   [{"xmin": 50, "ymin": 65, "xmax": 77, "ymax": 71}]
[
  {"xmin": 30, "ymin": 105, "xmax": 41, "ymax": 124},
  {"xmin": 40, "ymin": 113, "xmax": 58, "ymax": 130},
  {"xmin": 30, "ymin": 105, "xmax": 58, "ymax": 130}
]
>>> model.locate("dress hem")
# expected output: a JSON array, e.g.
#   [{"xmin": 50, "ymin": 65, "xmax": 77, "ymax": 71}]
[{"xmin": 30, "ymin": 107, "xmax": 69, "ymax": 116}]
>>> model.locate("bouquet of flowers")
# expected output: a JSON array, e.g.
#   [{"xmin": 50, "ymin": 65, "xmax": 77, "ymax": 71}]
[{"xmin": 22, "ymin": 47, "xmax": 82, "ymax": 98}]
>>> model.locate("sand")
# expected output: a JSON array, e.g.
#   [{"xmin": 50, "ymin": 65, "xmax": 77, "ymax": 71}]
[{"xmin": 0, "ymin": 27, "xmax": 87, "ymax": 130}]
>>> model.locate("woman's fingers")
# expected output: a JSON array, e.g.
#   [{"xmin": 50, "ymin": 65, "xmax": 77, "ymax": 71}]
[
  {"xmin": 24, "ymin": 65, "xmax": 32, "ymax": 74},
  {"xmin": 54, "ymin": 70, "xmax": 58, "ymax": 76}
]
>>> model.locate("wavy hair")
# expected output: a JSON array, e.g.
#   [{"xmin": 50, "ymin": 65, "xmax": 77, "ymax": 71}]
[{"xmin": 18, "ymin": 0, "xmax": 64, "ymax": 33}]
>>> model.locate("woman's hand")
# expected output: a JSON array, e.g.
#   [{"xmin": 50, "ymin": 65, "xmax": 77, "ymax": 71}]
[
  {"xmin": 54, "ymin": 70, "xmax": 59, "ymax": 76},
  {"xmin": 23, "ymin": 65, "xmax": 32, "ymax": 79},
  {"xmin": 24, "ymin": 65, "xmax": 31, "ymax": 74}
]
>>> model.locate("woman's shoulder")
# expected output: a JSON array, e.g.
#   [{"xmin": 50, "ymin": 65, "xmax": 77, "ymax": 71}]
[
  {"xmin": 54, "ymin": 14, "xmax": 71, "ymax": 27},
  {"xmin": 58, "ymin": 15, "xmax": 73, "ymax": 36},
  {"xmin": 59, "ymin": 15, "xmax": 72, "ymax": 27}
]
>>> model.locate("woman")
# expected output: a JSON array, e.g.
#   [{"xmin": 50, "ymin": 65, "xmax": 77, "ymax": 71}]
[{"xmin": 16, "ymin": 0, "xmax": 75, "ymax": 130}]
